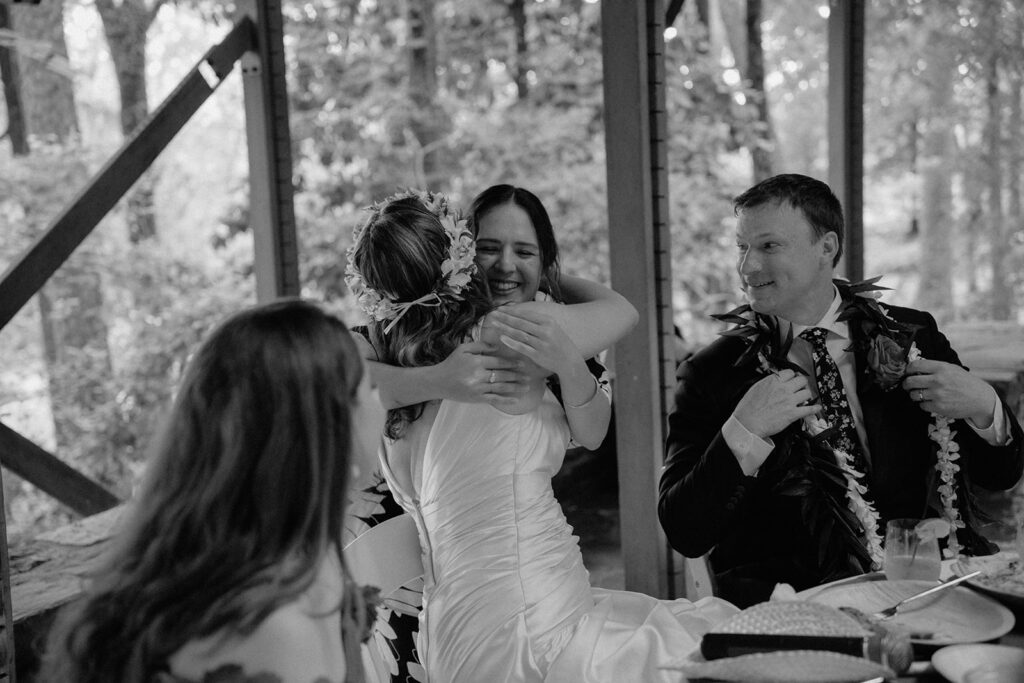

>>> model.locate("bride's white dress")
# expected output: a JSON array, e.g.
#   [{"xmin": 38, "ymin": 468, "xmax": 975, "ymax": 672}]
[{"xmin": 381, "ymin": 391, "xmax": 737, "ymax": 682}]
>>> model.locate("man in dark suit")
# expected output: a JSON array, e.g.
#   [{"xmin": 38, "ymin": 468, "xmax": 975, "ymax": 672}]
[{"xmin": 659, "ymin": 174, "xmax": 1023, "ymax": 607}]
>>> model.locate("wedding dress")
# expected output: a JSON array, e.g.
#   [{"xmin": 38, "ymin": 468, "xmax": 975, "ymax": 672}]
[{"xmin": 380, "ymin": 391, "xmax": 737, "ymax": 682}]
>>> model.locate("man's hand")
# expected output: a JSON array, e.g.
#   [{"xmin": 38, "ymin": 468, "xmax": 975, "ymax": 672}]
[
  {"xmin": 902, "ymin": 359, "xmax": 997, "ymax": 426},
  {"xmin": 733, "ymin": 369, "xmax": 818, "ymax": 439},
  {"xmin": 436, "ymin": 341, "xmax": 528, "ymax": 405}
]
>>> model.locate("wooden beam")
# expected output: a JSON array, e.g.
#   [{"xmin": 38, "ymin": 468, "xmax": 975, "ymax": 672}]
[
  {"xmin": 237, "ymin": 0, "xmax": 300, "ymax": 301},
  {"xmin": 0, "ymin": 422, "xmax": 119, "ymax": 517},
  {"xmin": 827, "ymin": 0, "xmax": 865, "ymax": 281},
  {"xmin": 666, "ymin": 0, "xmax": 686, "ymax": 27},
  {"xmin": 602, "ymin": 0, "xmax": 673, "ymax": 599},
  {"xmin": 0, "ymin": 18, "xmax": 255, "ymax": 332}
]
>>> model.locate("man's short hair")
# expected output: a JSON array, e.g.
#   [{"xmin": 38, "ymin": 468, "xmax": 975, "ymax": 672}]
[{"xmin": 733, "ymin": 174, "xmax": 845, "ymax": 267}]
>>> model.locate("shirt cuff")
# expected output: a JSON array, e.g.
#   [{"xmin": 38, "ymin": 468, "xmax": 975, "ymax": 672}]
[
  {"xmin": 965, "ymin": 386, "xmax": 1010, "ymax": 445},
  {"xmin": 722, "ymin": 414, "xmax": 774, "ymax": 476}
]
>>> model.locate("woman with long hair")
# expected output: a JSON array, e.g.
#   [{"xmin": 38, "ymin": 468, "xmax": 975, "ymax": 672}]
[
  {"xmin": 346, "ymin": 190, "xmax": 736, "ymax": 683},
  {"xmin": 41, "ymin": 299, "xmax": 384, "ymax": 683}
]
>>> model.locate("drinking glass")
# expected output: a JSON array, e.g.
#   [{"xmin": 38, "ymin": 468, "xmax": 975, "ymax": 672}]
[{"xmin": 884, "ymin": 518, "xmax": 942, "ymax": 581}]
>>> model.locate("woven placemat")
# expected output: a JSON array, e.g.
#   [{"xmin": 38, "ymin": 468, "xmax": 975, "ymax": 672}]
[
  {"xmin": 711, "ymin": 600, "xmax": 870, "ymax": 637},
  {"xmin": 672, "ymin": 649, "xmax": 893, "ymax": 682}
]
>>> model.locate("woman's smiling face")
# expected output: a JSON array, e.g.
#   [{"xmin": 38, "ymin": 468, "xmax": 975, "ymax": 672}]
[{"xmin": 474, "ymin": 202, "xmax": 543, "ymax": 305}]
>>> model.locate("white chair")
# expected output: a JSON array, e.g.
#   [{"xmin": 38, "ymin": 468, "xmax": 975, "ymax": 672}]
[
  {"xmin": 671, "ymin": 549, "xmax": 717, "ymax": 600},
  {"xmin": 344, "ymin": 514, "xmax": 424, "ymax": 683}
]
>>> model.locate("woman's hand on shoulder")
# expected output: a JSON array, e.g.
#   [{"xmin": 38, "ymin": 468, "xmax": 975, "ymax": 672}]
[
  {"xmin": 499, "ymin": 278, "xmax": 637, "ymax": 357},
  {"xmin": 485, "ymin": 305, "xmax": 586, "ymax": 380}
]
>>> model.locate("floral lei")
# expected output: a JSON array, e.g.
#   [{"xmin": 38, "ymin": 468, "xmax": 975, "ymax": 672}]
[
  {"xmin": 345, "ymin": 188, "xmax": 477, "ymax": 334},
  {"xmin": 713, "ymin": 276, "xmax": 966, "ymax": 574}
]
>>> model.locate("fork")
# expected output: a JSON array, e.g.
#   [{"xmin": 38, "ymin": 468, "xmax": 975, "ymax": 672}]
[{"xmin": 872, "ymin": 570, "xmax": 982, "ymax": 620}]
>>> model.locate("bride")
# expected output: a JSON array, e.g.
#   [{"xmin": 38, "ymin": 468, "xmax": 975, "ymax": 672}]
[{"xmin": 346, "ymin": 189, "xmax": 737, "ymax": 682}]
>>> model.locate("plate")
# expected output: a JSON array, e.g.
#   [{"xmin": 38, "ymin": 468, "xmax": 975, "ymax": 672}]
[
  {"xmin": 794, "ymin": 572, "xmax": 886, "ymax": 601},
  {"xmin": 931, "ymin": 644, "xmax": 1024, "ymax": 683},
  {"xmin": 802, "ymin": 579, "xmax": 1015, "ymax": 646},
  {"xmin": 954, "ymin": 552, "xmax": 1024, "ymax": 611}
]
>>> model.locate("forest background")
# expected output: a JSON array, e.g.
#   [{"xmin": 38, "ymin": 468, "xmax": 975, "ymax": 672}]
[{"xmin": 0, "ymin": 0, "xmax": 1021, "ymax": 534}]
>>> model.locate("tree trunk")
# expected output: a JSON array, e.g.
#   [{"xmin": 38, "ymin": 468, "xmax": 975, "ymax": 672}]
[
  {"xmin": 407, "ymin": 0, "xmax": 446, "ymax": 185},
  {"xmin": 915, "ymin": 30, "xmax": 955, "ymax": 319},
  {"xmin": 985, "ymin": 45, "xmax": 1010, "ymax": 320},
  {"xmin": 718, "ymin": 0, "xmax": 747, "ymax": 75},
  {"xmin": 94, "ymin": 0, "xmax": 161, "ymax": 243},
  {"xmin": 509, "ymin": 0, "xmax": 529, "ymax": 101},
  {"xmin": 745, "ymin": 0, "xmax": 774, "ymax": 181},
  {"xmin": 12, "ymin": 2, "xmax": 121, "ymax": 490},
  {"xmin": 907, "ymin": 116, "xmax": 920, "ymax": 238},
  {"xmin": 0, "ymin": 5, "xmax": 29, "ymax": 156},
  {"xmin": 11, "ymin": 2, "xmax": 77, "ymax": 142},
  {"xmin": 1008, "ymin": 71, "xmax": 1022, "ymax": 272}
]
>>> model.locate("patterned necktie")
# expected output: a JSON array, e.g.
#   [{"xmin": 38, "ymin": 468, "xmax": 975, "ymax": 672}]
[{"xmin": 799, "ymin": 327, "xmax": 870, "ymax": 475}]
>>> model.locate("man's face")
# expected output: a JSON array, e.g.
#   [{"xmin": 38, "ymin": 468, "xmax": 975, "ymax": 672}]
[{"xmin": 735, "ymin": 202, "xmax": 838, "ymax": 324}]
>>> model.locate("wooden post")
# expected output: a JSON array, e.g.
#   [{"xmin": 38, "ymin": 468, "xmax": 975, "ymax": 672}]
[
  {"xmin": 0, "ymin": 470, "xmax": 12, "ymax": 682},
  {"xmin": 602, "ymin": 0, "xmax": 673, "ymax": 598},
  {"xmin": 828, "ymin": 0, "xmax": 865, "ymax": 281},
  {"xmin": 237, "ymin": 0, "xmax": 300, "ymax": 301}
]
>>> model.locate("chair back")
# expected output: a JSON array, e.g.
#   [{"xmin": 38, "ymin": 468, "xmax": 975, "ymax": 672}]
[
  {"xmin": 344, "ymin": 513, "xmax": 423, "ymax": 599},
  {"xmin": 671, "ymin": 549, "xmax": 717, "ymax": 600}
]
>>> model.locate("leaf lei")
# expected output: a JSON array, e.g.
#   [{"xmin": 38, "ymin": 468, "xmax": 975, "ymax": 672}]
[
  {"xmin": 840, "ymin": 279, "xmax": 965, "ymax": 558},
  {"xmin": 712, "ymin": 285, "xmax": 883, "ymax": 577},
  {"xmin": 908, "ymin": 343, "xmax": 965, "ymax": 558},
  {"xmin": 712, "ymin": 276, "xmax": 969, "ymax": 575}
]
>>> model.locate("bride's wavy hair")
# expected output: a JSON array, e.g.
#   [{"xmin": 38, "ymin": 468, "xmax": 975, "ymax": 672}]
[
  {"xmin": 350, "ymin": 196, "xmax": 492, "ymax": 438},
  {"xmin": 40, "ymin": 299, "xmax": 363, "ymax": 683}
]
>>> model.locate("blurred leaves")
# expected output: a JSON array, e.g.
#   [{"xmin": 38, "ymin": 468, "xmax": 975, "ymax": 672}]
[{"xmin": 3, "ymin": 0, "xmax": 1023, "ymax": 532}]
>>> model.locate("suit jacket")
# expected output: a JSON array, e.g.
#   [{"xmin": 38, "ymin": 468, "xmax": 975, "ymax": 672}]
[{"xmin": 659, "ymin": 302, "xmax": 1023, "ymax": 607}]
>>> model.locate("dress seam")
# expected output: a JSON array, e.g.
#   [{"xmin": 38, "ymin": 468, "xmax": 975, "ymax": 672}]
[{"xmin": 510, "ymin": 417, "xmax": 540, "ymax": 672}]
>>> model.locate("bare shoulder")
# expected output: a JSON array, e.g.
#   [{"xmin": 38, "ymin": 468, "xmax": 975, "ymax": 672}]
[
  {"xmin": 168, "ymin": 602, "xmax": 346, "ymax": 683},
  {"xmin": 157, "ymin": 664, "xmax": 338, "ymax": 682}
]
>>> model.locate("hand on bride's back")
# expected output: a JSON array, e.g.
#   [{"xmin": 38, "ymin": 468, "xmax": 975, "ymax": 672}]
[{"xmin": 437, "ymin": 340, "xmax": 530, "ymax": 405}]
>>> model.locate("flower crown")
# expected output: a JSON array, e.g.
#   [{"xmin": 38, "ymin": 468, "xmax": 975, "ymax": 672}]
[{"xmin": 344, "ymin": 189, "xmax": 477, "ymax": 334}]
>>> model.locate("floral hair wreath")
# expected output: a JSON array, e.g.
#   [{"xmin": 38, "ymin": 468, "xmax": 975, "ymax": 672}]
[{"xmin": 344, "ymin": 188, "xmax": 477, "ymax": 334}]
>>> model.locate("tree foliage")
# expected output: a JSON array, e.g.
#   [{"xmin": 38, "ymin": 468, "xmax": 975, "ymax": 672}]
[{"xmin": 0, "ymin": 0, "xmax": 1021, "ymax": 531}]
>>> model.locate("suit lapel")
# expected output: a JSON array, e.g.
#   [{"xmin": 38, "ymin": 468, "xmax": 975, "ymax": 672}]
[{"xmin": 848, "ymin": 303, "xmax": 886, "ymax": 476}]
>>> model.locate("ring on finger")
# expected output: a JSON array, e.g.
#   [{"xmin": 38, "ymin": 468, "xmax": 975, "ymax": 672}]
[
  {"xmin": 915, "ymin": 389, "xmax": 924, "ymax": 402},
  {"xmin": 489, "ymin": 371, "xmax": 496, "ymax": 384}
]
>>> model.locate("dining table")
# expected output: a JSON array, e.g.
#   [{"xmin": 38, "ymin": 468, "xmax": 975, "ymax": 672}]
[{"xmin": 795, "ymin": 554, "xmax": 1024, "ymax": 682}]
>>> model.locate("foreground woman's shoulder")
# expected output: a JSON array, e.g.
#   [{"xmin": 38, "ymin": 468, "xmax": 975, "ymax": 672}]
[{"xmin": 166, "ymin": 601, "xmax": 347, "ymax": 683}]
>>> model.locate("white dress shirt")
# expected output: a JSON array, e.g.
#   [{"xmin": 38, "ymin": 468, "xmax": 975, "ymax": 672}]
[{"xmin": 724, "ymin": 287, "xmax": 1007, "ymax": 476}]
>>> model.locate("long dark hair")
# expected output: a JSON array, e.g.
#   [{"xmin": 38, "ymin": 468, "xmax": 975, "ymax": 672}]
[
  {"xmin": 41, "ymin": 299, "xmax": 364, "ymax": 682},
  {"xmin": 349, "ymin": 196, "xmax": 491, "ymax": 438},
  {"xmin": 468, "ymin": 184, "xmax": 562, "ymax": 301}
]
